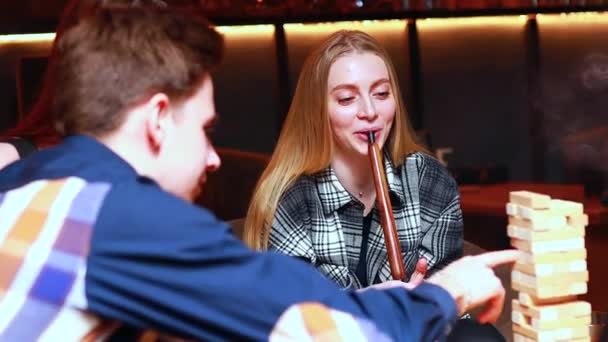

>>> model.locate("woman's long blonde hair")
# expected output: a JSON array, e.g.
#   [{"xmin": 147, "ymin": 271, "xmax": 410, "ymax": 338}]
[{"xmin": 244, "ymin": 30, "xmax": 425, "ymax": 250}]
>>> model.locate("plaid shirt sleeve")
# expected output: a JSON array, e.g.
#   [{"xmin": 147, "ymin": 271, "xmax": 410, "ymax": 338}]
[
  {"xmin": 268, "ymin": 178, "xmax": 315, "ymax": 261},
  {"xmin": 268, "ymin": 192, "xmax": 316, "ymax": 263},
  {"xmin": 415, "ymin": 154, "xmax": 464, "ymax": 274}
]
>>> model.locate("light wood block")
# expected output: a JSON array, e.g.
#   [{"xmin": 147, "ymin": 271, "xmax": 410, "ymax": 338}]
[
  {"xmin": 514, "ymin": 332, "xmax": 590, "ymax": 342},
  {"xmin": 508, "ymin": 215, "xmax": 564, "ymax": 232},
  {"xmin": 514, "ymin": 259, "xmax": 587, "ymax": 276},
  {"xmin": 512, "ymin": 280, "xmax": 587, "ymax": 299},
  {"xmin": 506, "ymin": 204, "xmax": 568, "ymax": 229},
  {"xmin": 507, "ymin": 202, "xmax": 518, "ymax": 216},
  {"xmin": 513, "ymin": 323, "xmax": 589, "ymax": 341},
  {"xmin": 517, "ymin": 205, "xmax": 567, "ymax": 223},
  {"xmin": 550, "ymin": 199, "xmax": 584, "ymax": 216},
  {"xmin": 510, "ymin": 191, "xmax": 552, "ymax": 209},
  {"xmin": 512, "ymin": 270, "xmax": 588, "ymax": 289},
  {"xmin": 512, "ymin": 300, "xmax": 591, "ymax": 320},
  {"xmin": 511, "ymin": 238, "xmax": 585, "ymax": 254},
  {"xmin": 512, "ymin": 310, "xmax": 591, "ymax": 330},
  {"xmin": 508, "ymin": 224, "xmax": 585, "ymax": 242},
  {"xmin": 568, "ymin": 214, "xmax": 589, "ymax": 227},
  {"xmin": 508, "ymin": 204, "xmax": 588, "ymax": 230},
  {"xmin": 519, "ymin": 249, "xmax": 587, "ymax": 265},
  {"xmin": 518, "ymin": 292, "xmax": 578, "ymax": 307}
]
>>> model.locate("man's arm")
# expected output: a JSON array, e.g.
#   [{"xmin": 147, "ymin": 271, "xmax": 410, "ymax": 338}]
[{"xmin": 85, "ymin": 184, "xmax": 458, "ymax": 341}]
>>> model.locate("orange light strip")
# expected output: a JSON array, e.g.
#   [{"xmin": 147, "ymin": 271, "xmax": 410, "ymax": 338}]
[
  {"xmin": 0, "ymin": 33, "xmax": 56, "ymax": 45},
  {"xmin": 537, "ymin": 11, "xmax": 608, "ymax": 24},
  {"xmin": 284, "ymin": 20, "xmax": 406, "ymax": 35},
  {"xmin": 216, "ymin": 24, "xmax": 275, "ymax": 35},
  {"xmin": 2, "ymin": 12, "xmax": 608, "ymax": 45},
  {"xmin": 0, "ymin": 25, "xmax": 275, "ymax": 46},
  {"xmin": 417, "ymin": 15, "xmax": 528, "ymax": 30}
]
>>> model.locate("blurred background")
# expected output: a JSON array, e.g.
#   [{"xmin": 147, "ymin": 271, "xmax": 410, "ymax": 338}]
[{"xmin": 1, "ymin": 0, "xmax": 607, "ymax": 191}]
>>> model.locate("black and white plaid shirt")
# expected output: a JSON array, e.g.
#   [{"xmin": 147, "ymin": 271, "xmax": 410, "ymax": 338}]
[{"xmin": 268, "ymin": 152, "xmax": 463, "ymax": 289}]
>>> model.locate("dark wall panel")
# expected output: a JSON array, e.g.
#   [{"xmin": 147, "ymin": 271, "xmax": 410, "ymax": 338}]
[
  {"xmin": 212, "ymin": 25, "xmax": 279, "ymax": 153},
  {"xmin": 0, "ymin": 39, "xmax": 51, "ymax": 132},
  {"xmin": 418, "ymin": 16, "xmax": 530, "ymax": 180},
  {"xmin": 537, "ymin": 14, "xmax": 608, "ymax": 190}
]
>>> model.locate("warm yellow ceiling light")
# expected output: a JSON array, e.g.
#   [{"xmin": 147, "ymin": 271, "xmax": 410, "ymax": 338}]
[
  {"xmin": 0, "ymin": 33, "xmax": 56, "ymax": 45},
  {"xmin": 537, "ymin": 11, "xmax": 608, "ymax": 24},
  {"xmin": 417, "ymin": 15, "xmax": 528, "ymax": 30},
  {"xmin": 2, "ymin": 12, "xmax": 607, "ymax": 44},
  {"xmin": 0, "ymin": 25, "xmax": 274, "ymax": 45},
  {"xmin": 284, "ymin": 20, "xmax": 406, "ymax": 35},
  {"xmin": 216, "ymin": 24, "xmax": 275, "ymax": 35}
]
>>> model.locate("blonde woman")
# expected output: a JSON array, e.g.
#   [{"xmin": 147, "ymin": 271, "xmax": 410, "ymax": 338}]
[{"xmin": 245, "ymin": 30, "xmax": 463, "ymax": 290}]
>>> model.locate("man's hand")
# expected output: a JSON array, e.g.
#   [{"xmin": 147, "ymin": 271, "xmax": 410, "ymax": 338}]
[
  {"xmin": 0, "ymin": 143, "xmax": 19, "ymax": 170},
  {"xmin": 427, "ymin": 250, "xmax": 521, "ymax": 324}
]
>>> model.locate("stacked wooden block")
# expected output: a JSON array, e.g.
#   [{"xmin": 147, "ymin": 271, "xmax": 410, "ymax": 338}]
[{"xmin": 507, "ymin": 191, "xmax": 592, "ymax": 342}]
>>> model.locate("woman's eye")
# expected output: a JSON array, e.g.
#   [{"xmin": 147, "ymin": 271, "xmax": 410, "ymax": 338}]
[
  {"xmin": 338, "ymin": 97, "xmax": 355, "ymax": 105},
  {"xmin": 375, "ymin": 91, "xmax": 390, "ymax": 99}
]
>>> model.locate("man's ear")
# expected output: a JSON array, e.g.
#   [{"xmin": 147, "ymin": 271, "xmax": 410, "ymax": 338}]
[{"xmin": 144, "ymin": 93, "xmax": 172, "ymax": 151}]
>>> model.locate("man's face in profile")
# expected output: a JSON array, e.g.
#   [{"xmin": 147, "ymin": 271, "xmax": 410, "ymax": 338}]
[{"xmin": 157, "ymin": 75, "xmax": 221, "ymax": 201}]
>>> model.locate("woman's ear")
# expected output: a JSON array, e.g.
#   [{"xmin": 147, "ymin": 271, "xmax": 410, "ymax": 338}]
[{"xmin": 144, "ymin": 93, "xmax": 171, "ymax": 151}]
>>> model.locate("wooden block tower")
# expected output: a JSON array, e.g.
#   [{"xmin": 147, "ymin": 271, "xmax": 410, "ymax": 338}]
[{"xmin": 507, "ymin": 191, "xmax": 591, "ymax": 342}]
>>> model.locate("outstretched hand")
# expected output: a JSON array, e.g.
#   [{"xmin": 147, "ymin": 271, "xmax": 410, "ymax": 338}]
[
  {"xmin": 427, "ymin": 250, "xmax": 521, "ymax": 324},
  {"xmin": 0, "ymin": 143, "xmax": 20, "ymax": 170}
]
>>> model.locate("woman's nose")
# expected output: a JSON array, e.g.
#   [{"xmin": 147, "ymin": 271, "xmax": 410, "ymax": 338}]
[{"xmin": 357, "ymin": 97, "xmax": 378, "ymax": 120}]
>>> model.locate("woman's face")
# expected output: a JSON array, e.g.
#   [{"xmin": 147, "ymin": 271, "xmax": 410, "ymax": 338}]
[{"xmin": 327, "ymin": 52, "xmax": 396, "ymax": 160}]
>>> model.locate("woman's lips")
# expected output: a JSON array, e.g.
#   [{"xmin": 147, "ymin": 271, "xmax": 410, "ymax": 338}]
[{"xmin": 355, "ymin": 129, "xmax": 381, "ymax": 142}]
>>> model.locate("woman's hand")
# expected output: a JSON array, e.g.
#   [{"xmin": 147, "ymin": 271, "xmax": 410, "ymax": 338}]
[
  {"xmin": 405, "ymin": 257, "xmax": 428, "ymax": 289},
  {"xmin": 358, "ymin": 257, "xmax": 428, "ymax": 292}
]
